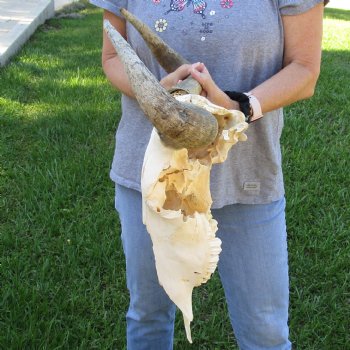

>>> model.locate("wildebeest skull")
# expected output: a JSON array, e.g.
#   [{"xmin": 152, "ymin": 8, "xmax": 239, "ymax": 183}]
[{"xmin": 104, "ymin": 9, "xmax": 248, "ymax": 343}]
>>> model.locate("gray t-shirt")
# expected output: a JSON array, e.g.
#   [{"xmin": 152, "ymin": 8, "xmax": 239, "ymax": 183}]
[{"xmin": 90, "ymin": 0, "xmax": 323, "ymax": 208}]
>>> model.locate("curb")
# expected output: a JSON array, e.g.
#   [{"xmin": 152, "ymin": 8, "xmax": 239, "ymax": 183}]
[
  {"xmin": 0, "ymin": 0, "xmax": 55, "ymax": 67},
  {"xmin": 55, "ymin": 0, "xmax": 80, "ymax": 11}
]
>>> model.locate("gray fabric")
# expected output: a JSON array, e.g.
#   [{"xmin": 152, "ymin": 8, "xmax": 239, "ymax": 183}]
[
  {"xmin": 90, "ymin": 0, "xmax": 323, "ymax": 208},
  {"xmin": 279, "ymin": 0, "xmax": 323, "ymax": 15}
]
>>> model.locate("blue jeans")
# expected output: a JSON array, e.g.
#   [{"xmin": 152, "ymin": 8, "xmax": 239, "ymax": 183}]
[{"xmin": 115, "ymin": 184, "xmax": 291, "ymax": 350}]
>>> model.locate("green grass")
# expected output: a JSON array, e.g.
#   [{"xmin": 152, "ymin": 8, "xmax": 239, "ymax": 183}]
[
  {"xmin": 283, "ymin": 8, "xmax": 350, "ymax": 350},
  {"xmin": 0, "ymin": 3, "xmax": 349, "ymax": 349}
]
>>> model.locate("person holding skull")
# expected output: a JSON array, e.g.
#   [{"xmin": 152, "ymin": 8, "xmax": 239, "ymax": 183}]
[{"xmin": 90, "ymin": 0, "xmax": 326, "ymax": 349}]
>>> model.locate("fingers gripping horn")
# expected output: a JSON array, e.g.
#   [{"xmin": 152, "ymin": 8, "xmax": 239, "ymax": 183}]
[{"xmin": 103, "ymin": 20, "xmax": 218, "ymax": 149}]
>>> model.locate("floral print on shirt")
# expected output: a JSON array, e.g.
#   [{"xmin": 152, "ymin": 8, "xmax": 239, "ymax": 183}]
[{"xmin": 151, "ymin": 0, "xmax": 236, "ymax": 41}]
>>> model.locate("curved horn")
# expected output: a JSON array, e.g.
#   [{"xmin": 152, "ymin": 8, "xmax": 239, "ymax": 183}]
[
  {"xmin": 104, "ymin": 20, "xmax": 218, "ymax": 149},
  {"xmin": 120, "ymin": 8, "xmax": 201, "ymax": 96},
  {"xmin": 120, "ymin": 8, "xmax": 187, "ymax": 73}
]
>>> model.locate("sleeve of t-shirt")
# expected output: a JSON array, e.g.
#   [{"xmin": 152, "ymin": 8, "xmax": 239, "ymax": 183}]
[
  {"xmin": 279, "ymin": 0, "xmax": 324, "ymax": 15},
  {"xmin": 89, "ymin": 0, "xmax": 127, "ymax": 17}
]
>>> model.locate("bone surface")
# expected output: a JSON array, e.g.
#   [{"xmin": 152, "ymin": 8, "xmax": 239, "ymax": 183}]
[{"xmin": 141, "ymin": 94, "xmax": 248, "ymax": 342}]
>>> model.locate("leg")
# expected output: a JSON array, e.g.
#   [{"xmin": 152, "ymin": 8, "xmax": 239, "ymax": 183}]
[
  {"xmin": 115, "ymin": 184, "xmax": 176, "ymax": 350},
  {"xmin": 212, "ymin": 198, "xmax": 292, "ymax": 350}
]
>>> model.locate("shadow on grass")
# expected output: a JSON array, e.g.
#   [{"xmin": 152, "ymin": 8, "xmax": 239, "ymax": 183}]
[
  {"xmin": 0, "ymin": 9, "xmax": 128, "ymax": 350},
  {"xmin": 324, "ymin": 7, "xmax": 350, "ymax": 21}
]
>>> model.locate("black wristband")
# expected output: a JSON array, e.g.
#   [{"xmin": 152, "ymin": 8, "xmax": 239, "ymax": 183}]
[{"xmin": 224, "ymin": 91, "xmax": 252, "ymax": 123}]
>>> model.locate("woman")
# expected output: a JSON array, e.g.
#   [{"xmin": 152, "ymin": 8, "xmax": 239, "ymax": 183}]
[{"xmin": 90, "ymin": 0, "xmax": 325, "ymax": 349}]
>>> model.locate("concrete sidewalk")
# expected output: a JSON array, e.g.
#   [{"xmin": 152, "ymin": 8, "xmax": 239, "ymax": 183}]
[
  {"xmin": 0, "ymin": 0, "xmax": 54, "ymax": 66},
  {"xmin": 0, "ymin": 0, "xmax": 78, "ymax": 67}
]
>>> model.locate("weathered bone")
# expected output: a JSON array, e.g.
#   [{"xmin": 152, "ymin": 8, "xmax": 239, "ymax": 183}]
[
  {"xmin": 142, "ymin": 94, "xmax": 248, "ymax": 342},
  {"xmin": 104, "ymin": 20, "xmax": 218, "ymax": 149}
]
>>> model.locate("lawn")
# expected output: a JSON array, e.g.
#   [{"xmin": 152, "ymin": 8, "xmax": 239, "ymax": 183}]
[{"xmin": 0, "ymin": 3, "xmax": 349, "ymax": 349}]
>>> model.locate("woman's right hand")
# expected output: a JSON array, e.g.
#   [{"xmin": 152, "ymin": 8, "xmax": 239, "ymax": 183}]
[{"xmin": 190, "ymin": 62, "xmax": 239, "ymax": 110}]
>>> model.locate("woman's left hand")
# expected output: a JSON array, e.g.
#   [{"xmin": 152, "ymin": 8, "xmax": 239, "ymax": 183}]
[{"xmin": 190, "ymin": 62, "xmax": 239, "ymax": 110}]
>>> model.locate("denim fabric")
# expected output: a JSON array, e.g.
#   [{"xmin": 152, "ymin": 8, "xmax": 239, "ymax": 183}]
[{"xmin": 115, "ymin": 184, "xmax": 291, "ymax": 350}]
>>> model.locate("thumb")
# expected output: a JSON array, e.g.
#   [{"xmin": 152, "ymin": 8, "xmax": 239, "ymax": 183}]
[{"xmin": 190, "ymin": 66, "xmax": 206, "ymax": 86}]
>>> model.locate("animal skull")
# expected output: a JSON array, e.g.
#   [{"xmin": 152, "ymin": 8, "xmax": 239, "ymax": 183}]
[
  {"xmin": 142, "ymin": 94, "xmax": 247, "ymax": 342},
  {"xmin": 104, "ymin": 10, "xmax": 248, "ymax": 342}
]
